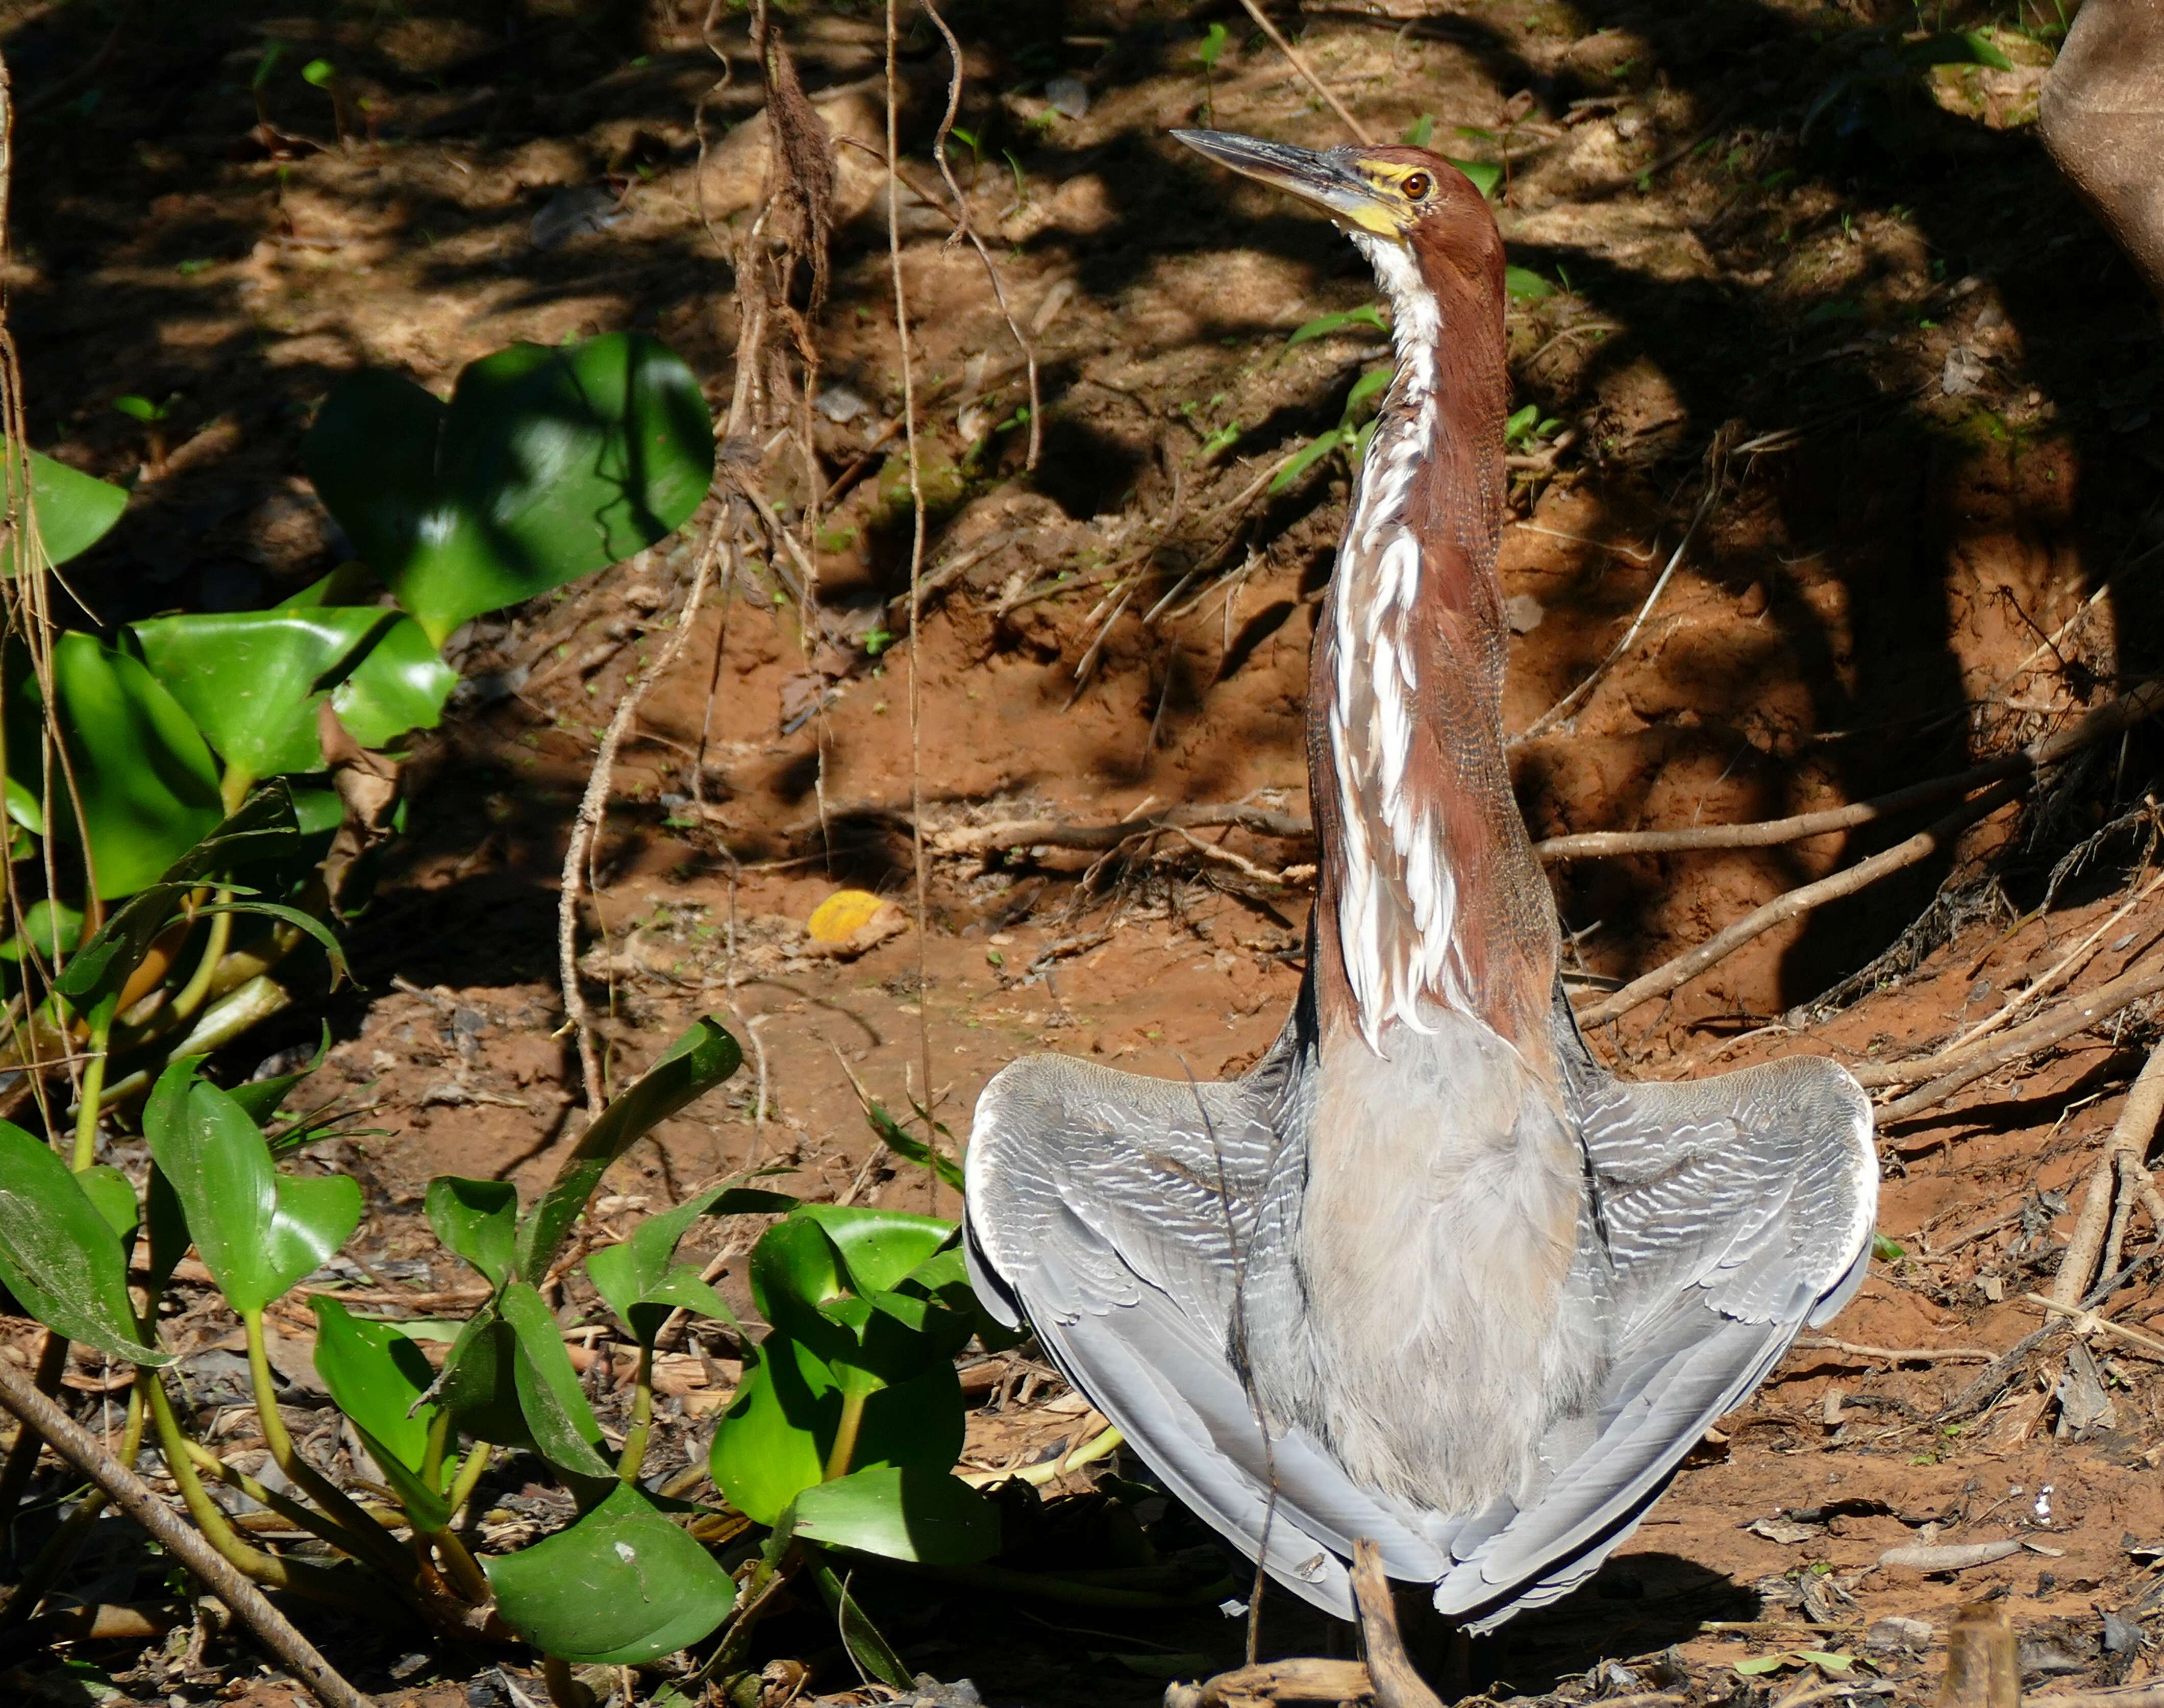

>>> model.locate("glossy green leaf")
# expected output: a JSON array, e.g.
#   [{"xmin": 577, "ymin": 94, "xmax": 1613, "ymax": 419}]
[
  {"xmin": 1341, "ymin": 366, "xmax": 1393, "ymax": 423},
  {"xmin": 790, "ymin": 1205, "xmax": 953, "ymax": 1298},
  {"xmin": 486, "ymin": 1481, "xmax": 735, "ymax": 1665},
  {"xmin": 143, "ymin": 1060, "xmax": 363, "ymax": 1311},
  {"xmin": 3, "ymin": 442, "xmax": 128, "ymax": 571},
  {"xmin": 707, "ymin": 1340, "xmax": 835, "ymax": 1525},
  {"xmin": 427, "ymin": 1176, "xmax": 519, "ymax": 1289},
  {"xmin": 432, "ymin": 1307, "xmax": 530, "ymax": 1447},
  {"xmin": 130, "ymin": 609, "xmax": 397, "ymax": 786},
  {"xmin": 306, "ymin": 334, "xmax": 716, "ymax": 647},
  {"xmin": 40, "ymin": 633, "xmax": 223, "ymax": 898},
  {"xmin": 310, "ymin": 1297, "xmax": 452, "ymax": 1530},
  {"xmin": 0, "ymin": 1123, "xmax": 167, "ymax": 1364},
  {"xmin": 160, "ymin": 782, "xmax": 307, "ymax": 882},
  {"xmin": 144, "ymin": 1166, "xmax": 189, "ymax": 1298},
  {"xmin": 331, "ymin": 614, "xmax": 456, "ymax": 748},
  {"xmin": 76, "ymin": 1165, "xmax": 139, "ymax": 1242},
  {"xmin": 196, "ymin": 900, "xmax": 348, "ymax": 987},
  {"xmin": 586, "ymin": 1179, "xmax": 785, "ymax": 1343},
  {"xmin": 515, "ymin": 1018, "xmax": 742, "ymax": 1281},
  {"xmin": 498, "ymin": 1280, "xmax": 615, "ymax": 1482},
  {"xmin": 789, "ymin": 1466, "xmax": 998, "ymax": 1565}
]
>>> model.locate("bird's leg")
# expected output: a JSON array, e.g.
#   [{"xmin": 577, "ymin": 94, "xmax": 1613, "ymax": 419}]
[{"xmin": 1349, "ymin": 1540, "xmax": 1448, "ymax": 1708}]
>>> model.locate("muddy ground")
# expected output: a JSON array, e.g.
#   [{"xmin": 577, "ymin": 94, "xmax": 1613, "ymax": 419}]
[{"xmin": 3, "ymin": 0, "xmax": 2163, "ymax": 1704}]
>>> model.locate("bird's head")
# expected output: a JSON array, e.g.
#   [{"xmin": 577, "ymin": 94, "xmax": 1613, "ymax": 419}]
[{"xmin": 1171, "ymin": 129, "xmax": 1495, "ymax": 259}]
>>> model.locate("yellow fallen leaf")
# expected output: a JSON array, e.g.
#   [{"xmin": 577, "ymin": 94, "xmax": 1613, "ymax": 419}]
[{"xmin": 807, "ymin": 888, "xmax": 889, "ymax": 942}]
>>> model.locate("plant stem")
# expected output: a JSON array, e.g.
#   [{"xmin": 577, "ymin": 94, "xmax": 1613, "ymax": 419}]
[
  {"xmin": 541, "ymin": 1653, "xmax": 594, "ymax": 1708},
  {"xmin": 617, "ymin": 1343, "xmax": 654, "ymax": 1483},
  {"xmin": 445, "ymin": 1440, "xmax": 491, "ymax": 1521},
  {"xmin": 420, "ymin": 1404, "xmax": 451, "ymax": 1494},
  {"xmin": 177, "ymin": 1434, "xmax": 401, "ymax": 1563},
  {"xmin": 824, "ymin": 1388, "xmax": 867, "ymax": 1482},
  {"xmin": 0, "ymin": 1332, "xmax": 69, "ymax": 1533},
  {"xmin": 240, "ymin": 1307, "xmax": 411, "ymax": 1578},
  {"xmin": 143, "ymin": 1369, "xmax": 352, "ymax": 1604},
  {"xmin": 165, "ymin": 896, "xmax": 233, "ymax": 1024},
  {"xmin": 70, "ymin": 996, "xmax": 115, "ymax": 1171},
  {"xmin": 427, "ymin": 1522, "xmax": 491, "ymax": 1606},
  {"xmin": 0, "ymin": 1379, "xmax": 143, "ymax": 1625}
]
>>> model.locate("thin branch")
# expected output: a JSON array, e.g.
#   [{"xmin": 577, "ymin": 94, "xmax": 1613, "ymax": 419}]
[
  {"xmin": 2019, "ymin": 1292, "xmax": 2164, "ymax": 1362},
  {"xmin": 1348, "ymin": 1539, "xmax": 1446, "ymax": 1708},
  {"xmin": 916, "ymin": 0, "xmax": 1041, "ymax": 468},
  {"xmin": 0, "ymin": 1358, "xmax": 375, "ymax": 1708},
  {"xmin": 1873, "ymin": 956, "xmax": 2164, "ymax": 1123},
  {"xmin": 1791, "ymin": 1335, "xmax": 1996, "ymax": 1365},
  {"xmin": 1576, "ymin": 780, "xmax": 2022, "ymax": 1028},
  {"xmin": 933, "ymin": 803, "xmax": 1312, "ymax": 856},
  {"xmin": 558, "ymin": 539, "xmax": 717, "ymax": 1116},
  {"xmin": 1234, "ymin": 0, "xmax": 1373, "ymax": 144},
  {"xmin": 887, "ymin": 0, "xmax": 940, "ymax": 1211},
  {"xmin": 2051, "ymin": 1042, "xmax": 2164, "ymax": 1303}
]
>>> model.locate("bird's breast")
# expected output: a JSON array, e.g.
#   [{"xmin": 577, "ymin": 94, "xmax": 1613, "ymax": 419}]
[{"xmin": 1251, "ymin": 1009, "xmax": 1608, "ymax": 1514}]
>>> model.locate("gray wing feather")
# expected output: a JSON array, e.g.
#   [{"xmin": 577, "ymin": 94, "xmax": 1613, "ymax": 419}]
[
  {"xmin": 1434, "ymin": 1051, "xmax": 1876, "ymax": 1628},
  {"xmin": 965, "ymin": 1054, "xmax": 1458, "ymax": 1618},
  {"xmin": 966, "ymin": 1033, "xmax": 1877, "ymax": 1633}
]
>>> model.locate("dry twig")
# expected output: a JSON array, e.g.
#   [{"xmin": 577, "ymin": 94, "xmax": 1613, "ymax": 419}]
[
  {"xmin": 1163, "ymin": 1659, "xmax": 1373, "ymax": 1707},
  {"xmin": 558, "ymin": 543, "xmax": 717, "ymax": 1114},
  {"xmin": 1792, "ymin": 1335, "xmax": 1997, "ymax": 1365},
  {"xmin": 0, "ymin": 1358, "xmax": 375, "ymax": 1708},
  {"xmin": 935, "ymin": 802, "xmax": 1311, "ymax": 857},
  {"xmin": 2020, "ymin": 1291, "xmax": 2164, "ymax": 1360},
  {"xmin": 1576, "ymin": 781, "xmax": 2022, "ymax": 1028},
  {"xmin": 1349, "ymin": 1539, "xmax": 1446, "ymax": 1708},
  {"xmin": 1233, "ymin": 0, "xmax": 1373, "ymax": 144},
  {"xmin": 2050, "ymin": 1039, "xmax": 2164, "ymax": 1303},
  {"xmin": 1872, "ymin": 956, "xmax": 2164, "ymax": 1122}
]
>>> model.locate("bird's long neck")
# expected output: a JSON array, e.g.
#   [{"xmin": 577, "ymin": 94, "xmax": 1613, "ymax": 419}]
[{"xmin": 1309, "ymin": 232, "xmax": 1558, "ymax": 1059}]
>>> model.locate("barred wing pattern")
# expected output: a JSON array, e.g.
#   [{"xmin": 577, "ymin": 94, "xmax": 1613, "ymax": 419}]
[{"xmin": 963, "ymin": 1016, "xmax": 1876, "ymax": 1628}]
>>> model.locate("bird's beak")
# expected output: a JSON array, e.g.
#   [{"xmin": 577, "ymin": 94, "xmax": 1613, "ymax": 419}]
[{"xmin": 1171, "ymin": 129, "xmax": 1405, "ymax": 240}]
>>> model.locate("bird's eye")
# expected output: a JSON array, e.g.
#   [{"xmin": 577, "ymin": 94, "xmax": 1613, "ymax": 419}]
[{"xmin": 1401, "ymin": 171, "xmax": 1432, "ymax": 200}]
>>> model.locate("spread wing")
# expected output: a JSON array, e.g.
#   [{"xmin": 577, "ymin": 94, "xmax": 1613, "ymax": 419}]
[
  {"xmin": 963, "ymin": 1013, "xmax": 1877, "ymax": 1632},
  {"xmin": 1430, "ymin": 1035, "xmax": 1877, "ymax": 1630},
  {"xmin": 963, "ymin": 1046, "xmax": 1470, "ymax": 1617}
]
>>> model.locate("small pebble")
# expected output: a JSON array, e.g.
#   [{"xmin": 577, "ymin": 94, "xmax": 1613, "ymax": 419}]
[{"xmin": 1045, "ymin": 75, "xmax": 1089, "ymax": 118}]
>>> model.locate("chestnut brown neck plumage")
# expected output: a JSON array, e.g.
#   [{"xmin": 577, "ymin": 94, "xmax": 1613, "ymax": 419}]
[{"xmin": 1307, "ymin": 152, "xmax": 1558, "ymax": 1059}]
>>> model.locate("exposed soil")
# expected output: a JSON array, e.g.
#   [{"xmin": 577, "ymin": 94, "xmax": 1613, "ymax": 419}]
[{"xmin": 4, "ymin": 1, "xmax": 2163, "ymax": 1705}]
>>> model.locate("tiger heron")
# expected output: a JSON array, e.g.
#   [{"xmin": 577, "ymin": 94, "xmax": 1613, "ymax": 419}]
[{"xmin": 963, "ymin": 132, "xmax": 1878, "ymax": 1633}]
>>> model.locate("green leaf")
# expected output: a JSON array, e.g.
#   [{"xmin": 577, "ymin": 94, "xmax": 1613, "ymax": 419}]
[
  {"xmin": 195, "ymin": 900, "xmax": 347, "ymax": 987},
  {"xmin": 584, "ymin": 1179, "xmax": 778, "ymax": 1345},
  {"xmin": 38, "ymin": 632, "xmax": 223, "ymax": 898},
  {"xmin": 305, "ymin": 334, "xmax": 716, "ymax": 647},
  {"xmin": 427, "ymin": 1176, "xmax": 520, "ymax": 1288},
  {"xmin": 498, "ymin": 1279, "xmax": 615, "ymax": 1481},
  {"xmin": 1266, "ymin": 429, "xmax": 1345, "ymax": 495},
  {"xmin": 112, "ymin": 394, "xmax": 165, "ymax": 423},
  {"xmin": 1504, "ymin": 265, "xmax": 1556, "ymax": 300},
  {"xmin": 707, "ymin": 1340, "xmax": 835, "ymax": 1525},
  {"xmin": 861, "ymin": 1097, "xmax": 962, "ymax": 1192},
  {"xmin": 330, "ymin": 615, "xmax": 456, "ymax": 749},
  {"xmin": 129, "ymin": 608, "xmax": 406, "ymax": 786},
  {"xmin": 1195, "ymin": 21, "xmax": 1228, "ymax": 68},
  {"xmin": 0, "ymin": 1123, "xmax": 167, "ymax": 1364},
  {"xmin": 1341, "ymin": 366, "xmax": 1392, "ymax": 424},
  {"xmin": 1402, "ymin": 113, "xmax": 1435, "ymax": 146},
  {"xmin": 301, "ymin": 58, "xmax": 336, "ymax": 87},
  {"xmin": 1960, "ymin": 30, "xmax": 2015, "ymax": 70},
  {"xmin": 1284, "ymin": 304, "xmax": 1386, "ymax": 348},
  {"xmin": 1871, "ymin": 1231, "xmax": 1905, "ymax": 1263},
  {"xmin": 1734, "ymin": 1656, "xmax": 1790, "ymax": 1676},
  {"xmin": 230, "ymin": 1022, "xmax": 331, "ymax": 1127},
  {"xmin": 0, "ymin": 897, "xmax": 84, "ymax": 966},
  {"xmin": 1505, "ymin": 403, "xmax": 1540, "ymax": 445},
  {"xmin": 486, "ymin": 1481, "xmax": 735, "ymax": 1666},
  {"xmin": 1446, "ymin": 156, "xmax": 1502, "ymax": 198},
  {"xmin": 790, "ymin": 1466, "xmax": 998, "ymax": 1564},
  {"xmin": 789, "ymin": 1205, "xmax": 954, "ymax": 1297},
  {"xmin": 76, "ymin": 1165, "xmax": 139, "ymax": 1242},
  {"xmin": 810, "ymin": 1559, "xmax": 913, "ymax": 1690},
  {"xmin": 143, "ymin": 1060, "xmax": 362, "ymax": 1311},
  {"xmin": 310, "ymin": 1298, "xmax": 451, "ymax": 1531},
  {"xmin": 432, "ymin": 1307, "xmax": 530, "ymax": 1447},
  {"xmin": 3, "ymin": 442, "xmax": 128, "ymax": 571},
  {"xmin": 55, "ymin": 787, "xmax": 304, "ymax": 1006},
  {"xmin": 514, "ymin": 1018, "xmax": 742, "ymax": 1281}
]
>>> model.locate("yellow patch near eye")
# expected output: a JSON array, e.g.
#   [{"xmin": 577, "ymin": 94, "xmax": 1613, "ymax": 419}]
[{"xmin": 1342, "ymin": 201, "xmax": 1406, "ymax": 237}]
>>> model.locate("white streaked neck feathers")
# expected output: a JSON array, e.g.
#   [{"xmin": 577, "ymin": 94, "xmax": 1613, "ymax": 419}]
[{"xmin": 1328, "ymin": 234, "xmax": 1464, "ymax": 1056}]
